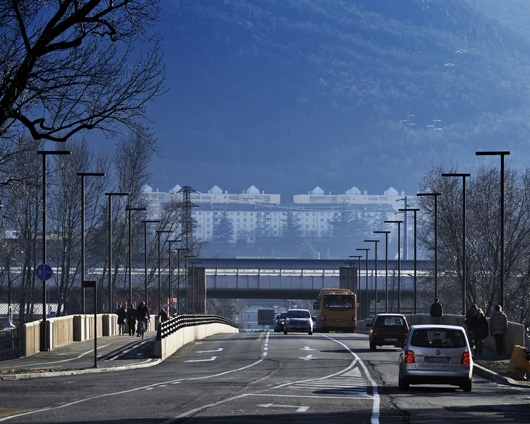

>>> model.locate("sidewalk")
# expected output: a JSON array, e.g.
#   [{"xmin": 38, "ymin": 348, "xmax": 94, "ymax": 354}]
[
  {"xmin": 0, "ymin": 331, "xmax": 160, "ymax": 380},
  {"xmin": 471, "ymin": 346, "xmax": 529, "ymax": 387}
]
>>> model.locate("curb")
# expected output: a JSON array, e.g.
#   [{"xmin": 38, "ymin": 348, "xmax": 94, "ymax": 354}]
[
  {"xmin": 473, "ymin": 363, "xmax": 528, "ymax": 387},
  {"xmin": 0, "ymin": 358, "xmax": 162, "ymax": 381}
]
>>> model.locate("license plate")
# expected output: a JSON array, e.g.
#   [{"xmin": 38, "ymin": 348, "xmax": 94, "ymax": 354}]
[
  {"xmin": 384, "ymin": 338, "xmax": 398, "ymax": 342},
  {"xmin": 425, "ymin": 357, "xmax": 450, "ymax": 364}
]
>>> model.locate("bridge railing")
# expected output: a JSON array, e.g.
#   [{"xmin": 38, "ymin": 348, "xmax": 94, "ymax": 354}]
[{"xmin": 154, "ymin": 314, "xmax": 239, "ymax": 360}]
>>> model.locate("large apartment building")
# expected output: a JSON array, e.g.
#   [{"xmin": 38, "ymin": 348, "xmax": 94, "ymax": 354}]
[{"xmin": 143, "ymin": 184, "xmax": 414, "ymax": 244}]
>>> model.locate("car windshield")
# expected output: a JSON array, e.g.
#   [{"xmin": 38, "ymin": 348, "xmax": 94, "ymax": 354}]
[
  {"xmin": 376, "ymin": 316, "xmax": 405, "ymax": 327},
  {"xmin": 411, "ymin": 329, "xmax": 466, "ymax": 348},
  {"xmin": 287, "ymin": 310, "xmax": 310, "ymax": 318}
]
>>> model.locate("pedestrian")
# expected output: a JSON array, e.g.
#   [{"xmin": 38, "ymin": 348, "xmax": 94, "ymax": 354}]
[
  {"xmin": 430, "ymin": 298, "xmax": 443, "ymax": 324},
  {"xmin": 116, "ymin": 304, "xmax": 127, "ymax": 335},
  {"xmin": 126, "ymin": 303, "xmax": 137, "ymax": 336},
  {"xmin": 489, "ymin": 304, "xmax": 508, "ymax": 355},
  {"xmin": 470, "ymin": 308, "xmax": 488, "ymax": 356},
  {"xmin": 136, "ymin": 301, "xmax": 150, "ymax": 336},
  {"xmin": 158, "ymin": 307, "xmax": 168, "ymax": 323}
]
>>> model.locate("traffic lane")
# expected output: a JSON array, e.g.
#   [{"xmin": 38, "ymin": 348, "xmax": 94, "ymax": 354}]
[
  {"xmin": 160, "ymin": 332, "xmax": 381, "ymax": 423},
  {"xmin": 351, "ymin": 332, "xmax": 530, "ymax": 424},
  {"xmin": 0, "ymin": 332, "xmax": 381, "ymax": 423},
  {"xmin": 0, "ymin": 332, "xmax": 271, "ymax": 423}
]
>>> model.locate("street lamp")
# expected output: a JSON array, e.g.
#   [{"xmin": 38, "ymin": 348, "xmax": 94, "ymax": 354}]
[
  {"xmin": 156, "ymin": 230, "xmax": 172, "ymax": 315},
  {"xmin": 349, "ymin": 255, "xmax": 362, "ymax": 293},
  {"xmin": 167, "ymin": 239, "xmax": 182, "ymax": 315},
  {"xmin": 126, "ymin": 206, "xmax": 146, "ymax": 306},
  {"xmin": 364, "ymin": 240, "xmax": 380, "ymax": 316},
  {"xmin": 399, "ymin": 208, "xmax": 420, "ymax": 314},
  {"xmin": 373, "ymin": 230, "xmax": 390, "ymax": 312},
  {"xmin": 416, "ymin": 193, "xmax": 441, "ymax": 299},
  {"xmin": 38, "ymin": 150, "xmax": 71, "ymax": 351},
  {"xmin": 385, "ymin": 220, "xmax": 403, "ymax": 312},
  {"xmin": 78, "ymin": 172, "xmax": 106, "ymax": 313},
  {"xmin": 105, "ymin": 192, "xmax": 129, "ymax": 313},
  {"xmin": 442, "ymin": 173, "xmax": 470, "ymax": 314},
  {"xmin": 476, "ymin": 151, "xmax": 510, "ymax": 309},
  {"xmin": 141, "ymin": 219, "xmax": 159, "ymax": 305},
  {"xmin": 356, "ymin": 248, "xmax": 370, "ymax": 318},
  {"xmin": 174, "ymin": 247, "xmax": 188, "ymax": 315},
  {"xmin": 184, "ymin": 255, "xmax": 196, "ymax": 313}
]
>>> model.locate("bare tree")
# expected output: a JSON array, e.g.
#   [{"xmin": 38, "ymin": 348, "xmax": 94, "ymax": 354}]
[
  {"xmin": 418, "ymin": 166, "xmax": 530, "ymax": 322},
  {"xmin": 0, "ymin": 0, "xmax": 164, "ymax": 142}
]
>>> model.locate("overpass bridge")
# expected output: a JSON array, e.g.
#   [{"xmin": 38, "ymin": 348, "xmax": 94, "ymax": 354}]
[{"xmin": 186, "ymin": 258, "xmax": 434, "ymax": 317}]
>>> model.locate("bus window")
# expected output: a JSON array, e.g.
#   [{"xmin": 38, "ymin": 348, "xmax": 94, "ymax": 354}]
[{"xmin": 323, "ymin": 295, "xmax": 354, "ymax": 310}]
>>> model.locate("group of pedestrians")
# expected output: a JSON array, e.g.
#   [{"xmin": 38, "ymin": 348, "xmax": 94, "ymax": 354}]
[
  {"xmin": 430, "ymin": 298, "xmax": 509, "ymax": 356},
  {"xmin": 116, "ymin": 301, "xmax": 151, "ymax": 336}
]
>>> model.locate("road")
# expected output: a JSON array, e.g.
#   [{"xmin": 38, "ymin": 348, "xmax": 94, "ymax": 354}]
[{"xmin": 1, "ymin": 332, "xmax": 529, "ymax": 423}]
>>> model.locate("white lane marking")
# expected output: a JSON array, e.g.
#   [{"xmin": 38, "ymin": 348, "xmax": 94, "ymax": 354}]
[
  {"xmin": 1, "ymin": 344, "xmax": 112, "ymax": 367},
  {"xmin": 197, "ymin": 348, "xmax": 223, "ymax": 353},
  {"xmin": 108, "ymin": 340, "xmax": 150, "ymax": 361},
  {"xmin": 300, "ymin": 346, "xmax": 314, "ymax": 351},
  {"xmin": 184, "ymin": 356, "xmax": 217, "ymax": 363},
  {"xmin": 298, "ymin": 354, "xmax": 316, "ymax": 361},
  {"xmin": 257, "ymin": 403, "xmax": 309, "ymax": 413},
  {"xmin": 321, "ymin": 334, "xmax": 380, "ymax": 424},
  {"xmin": 0, "ymin": 339, "xmax": 267, "ymax": 423}
]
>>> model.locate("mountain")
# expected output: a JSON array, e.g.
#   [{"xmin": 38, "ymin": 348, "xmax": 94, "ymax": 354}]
[{"xmin": 143, "ymin": 0, "xmax": 530, "ymax": 197}]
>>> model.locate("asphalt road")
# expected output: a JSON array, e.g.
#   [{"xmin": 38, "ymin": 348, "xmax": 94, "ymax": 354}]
[{"xmin": 1, "ymin": 332, "xmax": 529, "ymax": 423}]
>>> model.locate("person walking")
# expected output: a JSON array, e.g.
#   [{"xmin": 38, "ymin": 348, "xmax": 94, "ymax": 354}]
[
  {"xmin": 430, "ymin": 298, "xmax": 443, "ymax": 324},
  {"xmin": 126, "ymin": 304, "xmax": 137, "ymax": 336},
  {"xmin": 470, "ymin": 308, "xmax": 489, "ymax": 356},
  {"xmin": 489, "ymin": 304, "xmax": 508, "ymax": 355},
  {"xmin": 116, "ymin": 304, "xmax": 127, "ymax": 335}
]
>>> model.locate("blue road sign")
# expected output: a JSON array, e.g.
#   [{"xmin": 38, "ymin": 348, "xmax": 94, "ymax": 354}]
[{"xmin": 36, "ymin": 264, "xmax": 53, "ymax": 281}]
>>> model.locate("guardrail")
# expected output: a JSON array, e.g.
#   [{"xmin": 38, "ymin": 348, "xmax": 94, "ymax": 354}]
[{"xmin": 154, "ymin": 314, "xmax": 239, "ymax": 360}]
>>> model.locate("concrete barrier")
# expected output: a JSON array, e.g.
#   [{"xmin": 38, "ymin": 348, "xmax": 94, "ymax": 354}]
[
  {"xmin": 154, "ymin": 322, "xmax": 239, "ymax": 361},
  {"xmin": 357, "ymin": 313, "xmax": 525, "ymax": 355}
]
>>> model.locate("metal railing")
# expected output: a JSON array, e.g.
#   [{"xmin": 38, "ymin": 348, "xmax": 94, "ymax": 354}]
[
  {"xmin": 157, "ymin": 314, "xmax": 239, "ymax": 340},
  {"xmin": 0, "ymin": 327, "xmax": 23, "ymax": 360}
]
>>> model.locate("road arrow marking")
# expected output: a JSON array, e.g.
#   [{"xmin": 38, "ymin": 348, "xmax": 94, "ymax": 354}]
[
  {"xmin": 257, "ymin": 404, "xmax": 309, "ymax": 413},
  {"xmin": 300, "ymin": 346, "xmax": 314, "ymax": 351},
  {"xmin": 299, "ymin": 354, "xmax": 316, "ymax": 361},
  {"xmin": 197, "ymin": 348, "xmax": 224, "ymax": 353},
  {"xmin": 184, "ymin": 356, "xmax": 217, "ymax": 363}
]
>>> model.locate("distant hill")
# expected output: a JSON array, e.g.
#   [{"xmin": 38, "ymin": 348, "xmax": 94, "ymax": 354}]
[{"xmin": 147, "ymin": 0, "xmax": 530, "ymax": 197}]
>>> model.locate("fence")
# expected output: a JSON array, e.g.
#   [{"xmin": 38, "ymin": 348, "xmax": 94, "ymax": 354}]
[
  {"xmin": 154, "ymin": 314, "xmax": 240, "ymax": 360},
  {"xmin": 0, "ymin": 327, "xmax": 24, "ymax": 360}
]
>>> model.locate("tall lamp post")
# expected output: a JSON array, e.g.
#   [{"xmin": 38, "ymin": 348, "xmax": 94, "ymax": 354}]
[
  {"xmin": 105, "ymin": 192, "xmax": 129, "ymax": 313},
  {"xmin": 356, "ymin": 248, "xmax": 370, "ymax": 318},
  {"xmin": 385, "ymin": 220, "xmax": 403, "ymax": 312},
  {"xmin": 476, "ymin": 151, "xmax": 510, "ymax": 309},
  {"xmin": 399, "ymin": 208, "xmax": 420, "ymax": 314},
  {"xmin": 349, "ymin": 255, "xmax": 362, "ymax": 293},
  {"xmin": 373, "ymin": 230, "xmax": 390, "ymax": 312},
  {"xmin": 142, "ymin": 219, "xmax": 159, "ymax": 306},
  {"xmin": 126, "ymin": 207, "xmax": 146, "ymax": 306},
  {"xmin": 78, "ymin": 172, "xmax": 106, "ymax": 313},
  {"xmin": 167, "ymin": 239, "xmax": 181, "ymax": 315},
  {"xmin": 38, "ymin": 150, "xmax": 71, "ymax": 351},
  {"xmin": 417, "ymin": 193, "xmax": 441, "ymax": 299},
  {"xmin": 364, "ymin": 240, "xmax": 380, "ymax": 316},
  {"xmin": 156, "ymin": 230, "xmax": 172, "ymax": 315},
  {"xmin": 174, "ymin": 247, "xmax": 188, "ymax": 315},
  {"xmin": 184, "ymin": 255, "xmax": 196, "ymax": 313},
  {"xmin": 442, "ymin": 173, "xmax": 470, "ymax": 314}
]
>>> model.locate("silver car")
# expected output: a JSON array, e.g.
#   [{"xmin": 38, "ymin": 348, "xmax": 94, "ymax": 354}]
[
  {"xmin": 284, "ymin": 309, "xmax": 313, "ymax": 335},
  {"xmin": 399, "ymin": 325, "xmax": 473, "ymax": 392}
]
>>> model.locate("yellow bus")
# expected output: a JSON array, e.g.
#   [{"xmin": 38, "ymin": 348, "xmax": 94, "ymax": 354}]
[{"xmin": 313, "ymin": 288, "xmax": 357, "ymax": 333}]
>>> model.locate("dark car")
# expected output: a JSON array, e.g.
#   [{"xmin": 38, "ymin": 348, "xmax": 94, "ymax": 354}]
[
  {"xmin": 369, "ymin": 313, "xmax": 409, "ymax": 350},
  {"xmin": 274, "ymin": 313, "xmax": 287, "ymax": 332}
]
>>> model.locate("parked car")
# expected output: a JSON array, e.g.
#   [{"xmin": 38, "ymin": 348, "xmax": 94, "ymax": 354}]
[
  {"xmin": 369, "ymin": 313, "xmax": 409, "ymax": 350},
  {"xmin": 284, "ymin": 309, "xmax": 313, "ymax": 335},
  {"xmin": 274, "ymin": 313, "xmax": 287, "ymax": 332},
  {"xmin": 399, "ymin": 325, "xmax": 473, "ymax": 392}
]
